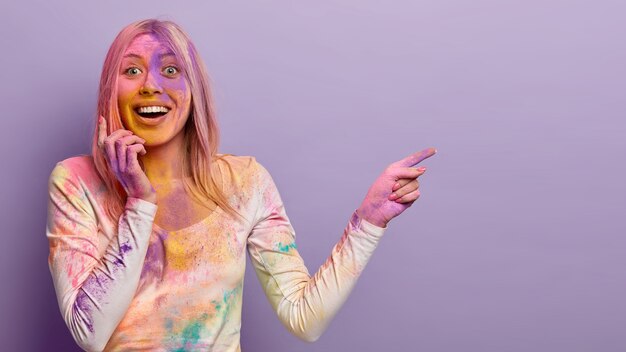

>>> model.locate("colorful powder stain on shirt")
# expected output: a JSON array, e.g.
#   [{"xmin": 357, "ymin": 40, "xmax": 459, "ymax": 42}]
[
  {"xmin": 211, "ymin": 283, "xmax": 242, "ymax": 320},
  {"xmin": 276, "ymin": 241, "xmax": 297, "ymax": 253},
  {"xmin": 46, "ymin": 154, "xmax": 386, "ymax": 351},
  {"xmin": 167, "ymin": 313, "xmax": 209, "ymax": 351},
  {"xmin": 165, "ymin": 234, "xmax": 200, "ymax": 272}
]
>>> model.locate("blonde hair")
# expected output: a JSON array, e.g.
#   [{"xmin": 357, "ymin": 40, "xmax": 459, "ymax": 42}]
[{"xmin": 92, "ymin": 19, "xmax": 243, "ymax": 223}]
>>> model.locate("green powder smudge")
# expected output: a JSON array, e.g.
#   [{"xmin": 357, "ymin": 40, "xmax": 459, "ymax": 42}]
[
  {"xmin": 170, "ymin": 313, "xmax": 208, "ymax": 352},
  {"xmin": 211, "ymin": 284, "xmax": 242, "ymax": 319},
  {"xmin": 276, "ymin": 241, "xmax": 297, "ymax": 253}
]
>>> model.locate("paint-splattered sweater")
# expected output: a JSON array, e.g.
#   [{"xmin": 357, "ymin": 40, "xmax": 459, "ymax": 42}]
[{"xmin": 46, "ymin": 154, "xmax": 386, "ymax": 352}]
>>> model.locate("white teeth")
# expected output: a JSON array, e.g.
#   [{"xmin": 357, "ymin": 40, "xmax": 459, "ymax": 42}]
[{"xmin": 137, "ymin": 106, "xmax": 170, "ymax": 114}]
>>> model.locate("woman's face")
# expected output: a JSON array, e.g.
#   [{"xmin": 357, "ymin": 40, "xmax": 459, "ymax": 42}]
[{"xmin": 117, "ymin": 33, "xmax": 192, "ymax": 147}]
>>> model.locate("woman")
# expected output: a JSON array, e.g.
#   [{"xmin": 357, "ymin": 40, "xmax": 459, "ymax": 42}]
[{"xmin": 46, "ymin": 19, "xmax": 436, "ymax": 351}]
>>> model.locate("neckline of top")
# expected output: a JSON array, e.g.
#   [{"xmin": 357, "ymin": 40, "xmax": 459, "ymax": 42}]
[{"xmin": 152, "ymin": 206, "xmax": 223, "ymax": 234}]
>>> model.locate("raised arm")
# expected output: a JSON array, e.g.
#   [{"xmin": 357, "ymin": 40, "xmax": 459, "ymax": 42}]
[
  {"xmin": 46, "ymin": 162, "xmax": 157, "ymax": 351},
  {"xmin": 47, "ymin": 117, "xmax": 158, "ymax": 351},
  {"xmin": 246, "ymin": 149, "xmax": 435, "ymax": 342}
]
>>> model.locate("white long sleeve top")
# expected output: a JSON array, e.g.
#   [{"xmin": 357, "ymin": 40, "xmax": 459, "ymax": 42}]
[{"xmin": 46, "ymin": 154, "xmax": 386, "ymax": 351}]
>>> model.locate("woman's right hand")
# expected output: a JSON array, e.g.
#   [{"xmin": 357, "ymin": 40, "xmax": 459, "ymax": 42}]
[{"xmin": 97, "ymin": 116, "xmax": 157, "ymax": 204}]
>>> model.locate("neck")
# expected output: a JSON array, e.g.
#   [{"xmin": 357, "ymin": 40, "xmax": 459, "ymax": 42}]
[{"xmin": 140, "ymin": 133, "xmax": 186, "ymax": 186}]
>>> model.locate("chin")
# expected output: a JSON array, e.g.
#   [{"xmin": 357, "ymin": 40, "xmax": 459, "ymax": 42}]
[
  {"xmin": 141, "ymin": 136, "xmax": 168, "ymax": 148},
  {"xmin": 141, "ymin": 130, "xmax": 185, "ymax": 149}
]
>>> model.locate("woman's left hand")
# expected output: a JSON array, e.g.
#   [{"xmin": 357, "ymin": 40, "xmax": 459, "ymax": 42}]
[{"xmin": 356, "ymin": 147, "xmax": 437, "ymax": 228}]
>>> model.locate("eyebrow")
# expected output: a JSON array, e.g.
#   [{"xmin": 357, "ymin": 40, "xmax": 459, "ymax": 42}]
[{"xmin": 122, "ymin": 51, "xmax": 176, "ymax": 59}]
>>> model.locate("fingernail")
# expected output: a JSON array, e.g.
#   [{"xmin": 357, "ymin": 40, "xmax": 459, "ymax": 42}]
[
  {"xmin": 393, "ymin": 182, "xmax": 400, "ymax": 189},
  {"xmin": 389, "ymin": 193, "xmax": 398, "ymax": 200},
  {"xmin": 418, "ymin": 167, "xmax": 426, "ymax": 172}
]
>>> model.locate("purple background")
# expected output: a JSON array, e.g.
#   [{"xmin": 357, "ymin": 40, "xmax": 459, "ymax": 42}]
[{"xmin": 2, "ymin": 1, "xmax": 625, "ymax": 351}]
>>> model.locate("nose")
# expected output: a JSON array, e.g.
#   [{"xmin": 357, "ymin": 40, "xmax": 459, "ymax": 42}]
[{"xmin": 139, "ymin": 69, "xmax": 163, "ymax": 95}]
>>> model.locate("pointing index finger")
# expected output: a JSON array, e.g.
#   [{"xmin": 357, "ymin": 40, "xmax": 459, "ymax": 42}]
[{"xmin": 398, "ymin": 147, "xmax": 437, "ymax": 167}]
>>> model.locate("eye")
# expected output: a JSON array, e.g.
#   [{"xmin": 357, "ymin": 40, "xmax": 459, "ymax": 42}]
[
  {"xmin": 125, "ymin": 67, "xmax": 142, "ymax": 76},
  {"xmin": 163, "ymin": 66, "xmax": 179, "ymax": 76},
  {"xmin": 164, "ymin": 66, "xmax": 179, "ymax": 75}
]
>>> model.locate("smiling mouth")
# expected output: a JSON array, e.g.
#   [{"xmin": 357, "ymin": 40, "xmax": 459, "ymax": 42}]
[{"xmin": 134, "ymin": 106, "xmax": 171, "ymax": 118}]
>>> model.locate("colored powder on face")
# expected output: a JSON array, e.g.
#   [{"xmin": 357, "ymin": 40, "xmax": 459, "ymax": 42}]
[{"xmin": 276, "ymin": 241, "xmax": 297, "ymax": 253}]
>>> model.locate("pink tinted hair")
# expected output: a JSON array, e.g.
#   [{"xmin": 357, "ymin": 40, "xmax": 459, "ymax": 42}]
[{"xmin": 91, "ymin": 19, "xmax": 243, "ymax": 223}]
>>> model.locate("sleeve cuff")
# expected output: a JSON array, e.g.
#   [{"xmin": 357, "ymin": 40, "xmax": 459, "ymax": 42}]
[
  {"xmin": 125, "ymin": 197, "xmax": 158, "ymax": 217},
  {"xmin": 350, "ymin": 209, "xmax": 387, "ymax": 238}
]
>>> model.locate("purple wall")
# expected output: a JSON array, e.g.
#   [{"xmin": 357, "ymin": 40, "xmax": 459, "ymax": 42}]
[{"xmin": 2, "ymin": 1, "xmax": 625, "ymax": 351}]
